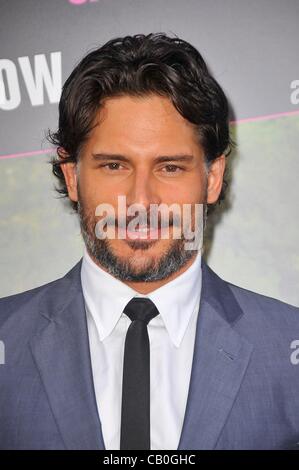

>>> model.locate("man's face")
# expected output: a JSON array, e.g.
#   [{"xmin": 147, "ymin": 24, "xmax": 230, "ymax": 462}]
[{"xmin": 61, "ymin": 94, "xmax": 225, "ymax": 284}]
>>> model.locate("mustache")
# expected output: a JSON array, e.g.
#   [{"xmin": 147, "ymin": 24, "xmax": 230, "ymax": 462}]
[{"xmin": 102, "ymin": 213, "xmax": 182, "ymax": 229}]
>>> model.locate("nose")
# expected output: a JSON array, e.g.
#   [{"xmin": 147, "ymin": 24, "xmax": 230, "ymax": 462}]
[{"xmin": 125, "ymin": 168, "xmax": 161, "ymax": 211}]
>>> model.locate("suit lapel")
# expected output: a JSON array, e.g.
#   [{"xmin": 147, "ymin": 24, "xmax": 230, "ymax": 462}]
[
  {"xmin": 30, "ymin": 260, "xmax": 105, "ymax": 450},
  {"xmin": 178, "ymin": 260, "xmax": 253, "ymax": 450}
]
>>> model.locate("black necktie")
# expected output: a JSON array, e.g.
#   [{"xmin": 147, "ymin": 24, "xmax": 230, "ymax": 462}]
[{"xmin": 120, "ymin": 297, "xmax": 160, "ymax": 450}]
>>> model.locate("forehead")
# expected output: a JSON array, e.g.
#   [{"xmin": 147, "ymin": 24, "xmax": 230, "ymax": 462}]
[{"xmin": 85, "ymin": 94, "xmax": 200, "ymax": 153}]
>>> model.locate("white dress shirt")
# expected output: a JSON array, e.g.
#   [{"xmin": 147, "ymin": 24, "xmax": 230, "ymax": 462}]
[{"xmin": 80, "ymin": 246, "xmax": 202, "ymax": 450}]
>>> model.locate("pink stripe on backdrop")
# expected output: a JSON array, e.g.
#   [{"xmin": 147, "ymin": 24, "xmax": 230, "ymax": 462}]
[
  {"xmin": 0, "ymin": 148, "xmax": 53, "ymax": 160},
  {"xmin": 230, "ymin": 109, "xmax": 299, "ymax": 125},
  {"xmin": 1, "ymin": 109, "xmax": 299, "ymax": 161}
]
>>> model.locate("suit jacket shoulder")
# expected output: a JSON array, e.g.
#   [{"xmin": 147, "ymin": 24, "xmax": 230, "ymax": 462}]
[
  {"xmin": 0, "ymin": 260, "xmax": 82, "ymax": 345},
  {"xmin": 227, "ymin": 278, "xmax": 299, "ymax": 341}
]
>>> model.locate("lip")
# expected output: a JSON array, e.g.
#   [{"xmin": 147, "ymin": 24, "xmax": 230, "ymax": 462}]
[{"xmin": 125, "ymin": 226, "xmax": 169, "ymax": 240}]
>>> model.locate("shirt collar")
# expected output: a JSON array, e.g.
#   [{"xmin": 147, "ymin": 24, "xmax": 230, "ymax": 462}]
[{"xmin": 81, "ymin": 247, "xmax": 202, "ymax": 347}]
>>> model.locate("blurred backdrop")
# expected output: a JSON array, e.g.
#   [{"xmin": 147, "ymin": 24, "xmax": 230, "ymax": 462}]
[{"xmin": 0, "ymin": 0, "xmax": 298, "ymax": 306}]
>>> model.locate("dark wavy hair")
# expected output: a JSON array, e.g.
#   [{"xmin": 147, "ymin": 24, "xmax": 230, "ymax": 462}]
[{"xmin": 47, "ymin": 32, "xmax": 234, "ymax": 213}]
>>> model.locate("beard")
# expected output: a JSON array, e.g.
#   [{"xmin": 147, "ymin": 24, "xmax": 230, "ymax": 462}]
[{"xmin": 77, "ymin": 192, "xmax": 207, "ymax": 283}]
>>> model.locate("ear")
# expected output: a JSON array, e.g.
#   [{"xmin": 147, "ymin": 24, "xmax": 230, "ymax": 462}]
[
  {"xmin": 206, "ymin": 154, "xmax": 226, "ymax": 204},
  {"xmin": 60, "ymin": 158, "xmax": 79, "ymax": 203}
]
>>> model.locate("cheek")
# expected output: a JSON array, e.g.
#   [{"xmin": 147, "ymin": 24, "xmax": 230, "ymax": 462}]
[
  {"xmin": 168, "ymin": 177, "xmax": 205, "ymax": 204},
  {"xmin": 79, "ymin": 172, "xmax": 96, "ymax": 198},
  {"xmin": 78, "ymin": 169, "xmax": 109, "ymax": 205}
]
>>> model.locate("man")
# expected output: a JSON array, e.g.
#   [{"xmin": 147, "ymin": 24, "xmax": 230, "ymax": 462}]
[{"xmin": 0, "ymin": 33, "xmax": 298, "ymax": 450}]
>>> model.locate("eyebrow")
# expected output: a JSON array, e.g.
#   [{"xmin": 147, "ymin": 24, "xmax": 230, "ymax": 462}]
[{"xmin": 91, "ymin": 153, "xmax": 194, "ymax": 164}]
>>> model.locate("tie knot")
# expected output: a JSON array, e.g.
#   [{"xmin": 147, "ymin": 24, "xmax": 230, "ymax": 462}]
[{"xmin": 123, "ymin": 297, "xmax": 159, "ymax": 325}]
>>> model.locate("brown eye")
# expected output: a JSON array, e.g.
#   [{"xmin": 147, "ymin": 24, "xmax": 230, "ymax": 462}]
[
  {"xmin": 163, "ymin": 165, "xmax": 183, "ymax": 173},
  {"xmin": 107, "ymin": 163, "xmax": 120, "ymax": 170},
  {"xmin": 100, "ymin": 162, "xmax": 122, "ymax": 170}
]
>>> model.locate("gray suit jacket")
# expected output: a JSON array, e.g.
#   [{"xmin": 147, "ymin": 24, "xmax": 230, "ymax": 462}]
[{"xmin": 0, "ymin": 258, "xmax": 299, "ymax": 450}]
